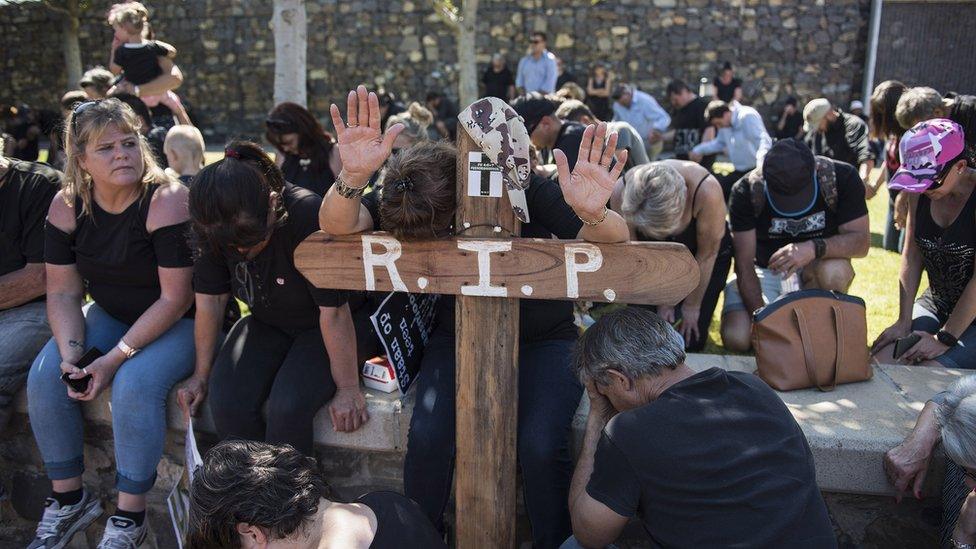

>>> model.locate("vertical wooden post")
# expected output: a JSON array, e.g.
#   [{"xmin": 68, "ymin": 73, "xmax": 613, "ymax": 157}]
[{"xmin": 454, "ymin": 130, "xmax": 520, "ymax": 548}]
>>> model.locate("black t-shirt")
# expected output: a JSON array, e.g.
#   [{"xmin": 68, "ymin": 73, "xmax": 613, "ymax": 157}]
[
  {"xmin": 587, "ymin": 368, "xmax": 836, "ymax": 549},
  {"xmin": 362, "ymin": 174, "xmax": 583, "ymax": 342},
  {"xmin": 670, "ymin": 95, "xmax": 711, "ymax": 159},
  {"xmin": 45, "ymin": 183, "xmax": 194, "ymax": 325},
  {"xmin": 713, "ymin": 77, "xmax": 742, "ymax": 103},
  {"xmin": 147, "ymin": 125, "xmax": 169, "ymax": 169},
  {"xmin": 0, "ymin": 161, "xmax": 61, "ymax": 302},
  {"xmin": 728, "ymin": 161, "xmax": 867, "ymax": 268},
  {"xmin": 113, "ymin": 41, "xmax": 168, "ymax": 85},
  {"xmin": 556, "ymin": 70, "xmax": 576, "ymax": 91},
  {"xmin": 804, "ymin": 111, "xmax": 871, "ymax": 168},
  {"xmin": 355, "ymin": 491, "xmax": 448, "ymax": 549},
  {"xmin": 281, "ymin": 154, "xmax": 336, "ymax": 196},
  {"xmin": 8, "ymin": 118, "xmax": 40, "ymax": 161},
  {"xmin": 776, "ymin": 111, "xmax": 804, "ymax": 140},
  {"xmin": 482, "ymin": 67, "xmax": 514, "ymax": 100},
  {"xmin": 194, "ymin": 183, "xmax": 347, "ymax": 333},
  {"xmin": 552, "ymin": 121, "xmax": 586, "ymax": 171}
]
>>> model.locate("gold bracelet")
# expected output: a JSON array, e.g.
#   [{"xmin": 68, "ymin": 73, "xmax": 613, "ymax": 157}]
[{"xmin": 579, "ymin": 206, "xmax": 609, "ymax": 226}]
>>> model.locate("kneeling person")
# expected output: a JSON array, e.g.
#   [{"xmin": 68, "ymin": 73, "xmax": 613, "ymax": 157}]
[
  {"xmin": 565, "ymin": 308, "xmax": 836, "ymax": 549},
  {"xmin": 721, "ymin": 138, "xmax": 869, "ymax": 352}
]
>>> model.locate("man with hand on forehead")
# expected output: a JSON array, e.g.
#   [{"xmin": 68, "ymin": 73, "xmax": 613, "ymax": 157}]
[
  {"xmin": 513, "ymin": 92, "xmax": 587, "ymax": 171},
  {"xmin": 720, "ymin": 138, "xmax": 869, "ymax": 352}
]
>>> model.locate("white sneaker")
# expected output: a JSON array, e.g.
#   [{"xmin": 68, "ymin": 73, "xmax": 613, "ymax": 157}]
[
  {"xmin": 96, "ymin": 515, "xmax": 149, "ymax": 549},
  {"xmin": 26, "ymin": 491, "xmax": 103, "ymax": 549}
]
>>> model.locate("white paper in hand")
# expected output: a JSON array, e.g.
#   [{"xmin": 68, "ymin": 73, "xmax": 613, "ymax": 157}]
[{"xmin": 168, "ymin": 418, "xmax": 201, "ymax": 549}]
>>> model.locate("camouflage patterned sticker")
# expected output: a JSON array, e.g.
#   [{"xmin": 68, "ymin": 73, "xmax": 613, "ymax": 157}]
[
  {"xmin": 459, "ymin": 97, "xmax": 531, "ymax": 191},
  {"xmin": 459, "ymin": 97, "xmax": 532, "ymax": 222}
]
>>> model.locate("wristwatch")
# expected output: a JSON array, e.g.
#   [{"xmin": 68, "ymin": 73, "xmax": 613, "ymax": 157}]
[
  {"xmin": 937, "ymin": 330, "xmax": 960, "ymax": 347},
  {"xmin": 334, "ymin": 171, "xmax": 368, "ymax": 199},
  {"xmin": 117, "ymin": 339, "xmax": 140, "ymax": 359}
]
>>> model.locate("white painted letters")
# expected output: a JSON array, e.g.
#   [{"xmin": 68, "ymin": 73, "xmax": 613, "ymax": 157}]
[
  {"xmin": 458, "ymin": 240, "xmax": 511, "ymax": 297},
  {"xmin": 565, "ymin": 243, "xmax": 604, "ymax": 299},
  {"xmin": 362, "ymin": 235, "xmax": 408, "ymax": 292}
]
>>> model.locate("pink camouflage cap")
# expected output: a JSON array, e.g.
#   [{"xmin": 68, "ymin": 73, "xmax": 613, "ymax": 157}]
[{"xmin": 889, "ymin": 118, "xmax": 966, "ymax": 193}]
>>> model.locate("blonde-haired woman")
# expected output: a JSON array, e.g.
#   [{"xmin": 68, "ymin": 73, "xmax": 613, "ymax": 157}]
[
  {"xmin": 26, "ymin": 98, "xmax": 194, "ymax": 548},
  {"xmin": 610, "ymin": 159, "xmax": 732, "ymax": 351},
  {"xmin": 386, "ymin": 101, "xmax": 434, "ymax": 152}
]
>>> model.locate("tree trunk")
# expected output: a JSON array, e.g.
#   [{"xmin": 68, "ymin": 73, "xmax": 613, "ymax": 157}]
[
  {"xmin": 456, "ymin": 0, "xmax": 478, "ymax": 107},
  {"xmin": 271, "ymin": 0, "xmax": 307, "ymax": 107},
  {"xmin": 62, "ymin": 0, "xmax": 82, "ymax": 90}
]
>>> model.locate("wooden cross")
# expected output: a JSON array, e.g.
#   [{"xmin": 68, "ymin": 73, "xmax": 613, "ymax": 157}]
[{"xmin": 297, "ymin": 131, "xmax": 699, "ymax": 548}]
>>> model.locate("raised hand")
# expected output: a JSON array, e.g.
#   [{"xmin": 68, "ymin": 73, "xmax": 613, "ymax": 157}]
[
  {"xmin": 329, "ymin": 85, "xmax": 404, "ymax": 187},
  {"xmin": 554, "ymin": 123, "xmax": 627, "ymax": 223}
]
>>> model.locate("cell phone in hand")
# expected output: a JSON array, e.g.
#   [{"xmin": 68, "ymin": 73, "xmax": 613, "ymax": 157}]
[
  {"xmin": 893, "ymin": 333, "xmax": 922, "ymax": 360},
  {"xmin": 60, "ymin": 347, "xmax": 103, "ymax": 393}
]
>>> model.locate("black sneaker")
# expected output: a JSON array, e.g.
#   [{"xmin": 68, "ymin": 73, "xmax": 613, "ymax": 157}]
[{"xmin": 26, "ymin": 490, "xmax": 103, "ymax": 549}]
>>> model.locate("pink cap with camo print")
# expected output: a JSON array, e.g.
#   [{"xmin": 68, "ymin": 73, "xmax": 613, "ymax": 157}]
[{"xmin": 889, "ymin": 119, "xmax": 966, "ymax": 193}]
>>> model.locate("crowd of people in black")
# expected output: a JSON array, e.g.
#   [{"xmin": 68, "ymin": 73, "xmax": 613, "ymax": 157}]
[{"xmin": 3, "ymin": 3, "xmax": 976, "ymax": 547}]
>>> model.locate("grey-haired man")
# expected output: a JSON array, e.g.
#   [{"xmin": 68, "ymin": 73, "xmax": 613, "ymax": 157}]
[{"xmin": 562, "ymin": 307, "xmax": 836, "ymax": 549}]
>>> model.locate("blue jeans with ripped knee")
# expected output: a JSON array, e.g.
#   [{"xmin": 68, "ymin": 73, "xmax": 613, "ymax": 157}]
[{"xmin": 27, "ymin": 303, "xmax": 195, "ymax": 494}]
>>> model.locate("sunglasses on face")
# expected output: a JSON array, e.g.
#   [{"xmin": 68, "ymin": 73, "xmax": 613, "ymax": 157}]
[
  {"xmin": 70, "ymin": 100, "xmax": 101, "ymax": 135},
  {"xmin": 925, "ymin": 162, "xmax": 955, "ymax": 192},
  {"xmin": 965, "ymin": 469, "xmax": 976, "ymax": 486}
]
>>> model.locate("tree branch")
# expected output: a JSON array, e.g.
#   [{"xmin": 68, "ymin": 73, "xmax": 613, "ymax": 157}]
[
  {"xmin": 431, "ymin": 0, "xmax": 460, "ymax": 31},
  {"xmin": 40, "ymin": 0, "xmax": 72, "ymax": 16}
]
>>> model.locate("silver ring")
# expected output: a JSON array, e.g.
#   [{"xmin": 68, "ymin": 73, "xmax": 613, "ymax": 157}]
[
  {"xmin": 348, "ymin": 123, "xmax": 358, "ymax": 128},
  {"xmin": 82, "ymin": 368, "xmax": 89, "ymax": 375}
]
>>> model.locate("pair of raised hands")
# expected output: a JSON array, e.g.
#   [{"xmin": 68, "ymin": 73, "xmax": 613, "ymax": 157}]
[{"xmin": 330, "ymin": 85, "xmax": 627, "ymax": 221}]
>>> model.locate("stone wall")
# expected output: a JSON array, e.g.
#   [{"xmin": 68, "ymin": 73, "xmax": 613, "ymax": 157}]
[{"xmin": 0, "ymin": 0, "xmax": 869, "ymax": 141}]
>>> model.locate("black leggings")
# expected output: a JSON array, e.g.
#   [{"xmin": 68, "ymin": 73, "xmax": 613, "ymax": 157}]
[{"xmin": 208, "ymin": 309, "xmax": 378, "ymax": 455}]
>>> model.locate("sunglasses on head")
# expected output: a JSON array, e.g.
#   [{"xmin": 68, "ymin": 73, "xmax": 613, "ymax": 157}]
[
  {"xmin": 265, "ymin": 117, "xmax": 291, "ymax": 133},
  {"xmin": 70, "ymin": 100, "xmax": 101, "ymax": 135}
]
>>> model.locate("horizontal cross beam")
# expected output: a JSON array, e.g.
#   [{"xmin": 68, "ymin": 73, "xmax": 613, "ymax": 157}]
[{"xmin": 295, "ymin": 232, "xmax": 699, "ymax": 306}]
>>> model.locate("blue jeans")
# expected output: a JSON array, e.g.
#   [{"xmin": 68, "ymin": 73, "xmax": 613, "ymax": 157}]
[
  {"xmin": 403, "ymin": 331, "xmax": 583, "ymax": 548},
  {"xmin": 27, "ymin": 303, "xmax": 195, "ymax": 494},
  {"xmin": 560, "ymin": 536, "xmax": 619, "ymax": 549},
  {"xmin": 883, "ymin": 189, "xmax": 904, "ymax": 253},
  {"xmin": 0, "ymin": 301, "xmax": 51, "ymax": 410}
]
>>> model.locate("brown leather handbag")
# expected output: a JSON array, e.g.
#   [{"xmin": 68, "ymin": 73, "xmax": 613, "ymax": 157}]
[{"xmin": 752, "ymin": 289, "xmax": 872, "ymax": 391}]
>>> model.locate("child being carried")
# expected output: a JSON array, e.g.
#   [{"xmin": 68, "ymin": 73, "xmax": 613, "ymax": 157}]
[{"xmin": 107, "ymin": 2, "xmax": 183, "ymax": 112}]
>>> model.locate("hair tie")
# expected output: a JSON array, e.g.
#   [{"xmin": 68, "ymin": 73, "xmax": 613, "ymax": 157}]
[
  {"xmin": 224, "ymin": 148, "xmax": 240, "ymax": 159},
  {"xmin": 392, "ymin": 178, "xmax": 414, "ymax": 192}
]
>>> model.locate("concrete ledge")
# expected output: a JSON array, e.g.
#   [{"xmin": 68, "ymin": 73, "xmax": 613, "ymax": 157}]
[{"xmin": 12, "ymin": 355, "xmax": 963, "ymax": 497}]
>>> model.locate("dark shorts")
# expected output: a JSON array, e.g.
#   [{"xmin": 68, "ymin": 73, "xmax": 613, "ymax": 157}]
[{"xmin": 911, "ymin": 303, "xmax": 976, "ymax": 369}]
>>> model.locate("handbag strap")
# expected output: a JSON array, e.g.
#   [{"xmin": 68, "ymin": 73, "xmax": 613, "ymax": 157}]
[{"xmin": 792, "ymin": 306, "xmax": 843, "ymax": 392}]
